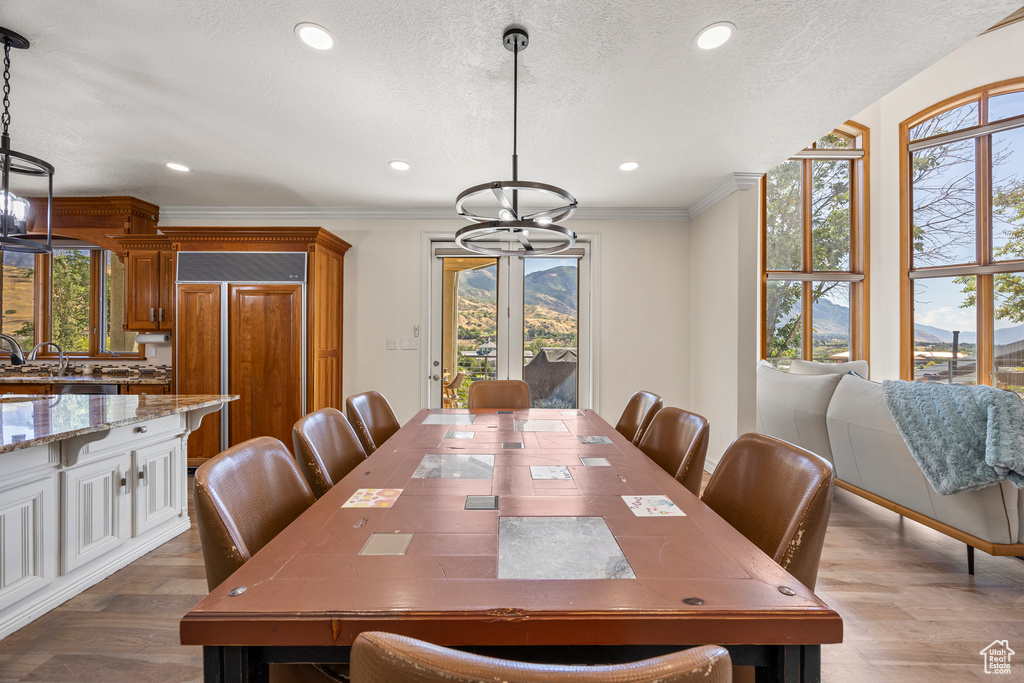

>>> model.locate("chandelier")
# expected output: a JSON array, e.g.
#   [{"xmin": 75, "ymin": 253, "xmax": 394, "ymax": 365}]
[
  {"xmin": 454, "ymin": 28, "xmax": 577, "ymax": 257},
  {"xmin": 0, "ymin": 27, "xmax": 53, "ymax": 254}
]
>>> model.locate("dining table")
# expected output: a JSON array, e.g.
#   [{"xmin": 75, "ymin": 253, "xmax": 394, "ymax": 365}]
[{"xmin": 180, "ymin": 407, "xmax": 842, "ymax": 682}]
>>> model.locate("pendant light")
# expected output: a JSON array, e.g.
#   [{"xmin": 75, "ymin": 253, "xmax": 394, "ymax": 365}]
[
  {"xmin": 454, "ymin": 28, "xmax": 577, "ymax": 257},
  {"xmin": 0, "ymin": 27, "xmax": 53, "ymax": 254}
]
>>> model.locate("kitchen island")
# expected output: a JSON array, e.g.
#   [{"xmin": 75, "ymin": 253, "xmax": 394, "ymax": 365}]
[{"xmin": 0, "ymin": 393, "xmax": 236, "ymax": 640}]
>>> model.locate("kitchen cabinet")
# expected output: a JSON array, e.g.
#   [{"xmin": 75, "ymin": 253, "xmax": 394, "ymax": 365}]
[
  {"xmin": 0, "ymin": 383, "xmax": 52, "ymax": 395},
  {"xmin": 117, "ymin": 236, "xmax": 174, "ymax": 331},
  {"xmin": 164, "ymin": 227, "xmax": 351, "ymax": 467},
  {"xmin": 121, "ymin": 384, "xmax": 170, "ymax": 395},
  {"xmin": 0, "ymin": 474, "xmax": 56, "ymax": 613},
  {"xmin": 61, "ymin": 453, "xmax": 133, "ymax": 573}
]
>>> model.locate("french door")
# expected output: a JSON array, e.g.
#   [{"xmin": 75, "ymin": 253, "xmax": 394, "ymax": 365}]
[{"xmin": 427, "ymin": 242, "xmax": 591, "ymax": 409}]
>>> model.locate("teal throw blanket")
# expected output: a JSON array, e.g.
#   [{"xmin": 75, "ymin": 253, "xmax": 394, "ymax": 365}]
[{"xmin": 882, "ymin": 380, "xmax": 1024, "ymax": 495}]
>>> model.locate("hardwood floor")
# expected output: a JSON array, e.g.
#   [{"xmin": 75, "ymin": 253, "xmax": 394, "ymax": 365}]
[{"xmin": 0, "ymin": 480, "xmax": 1021, "ymax": 681}]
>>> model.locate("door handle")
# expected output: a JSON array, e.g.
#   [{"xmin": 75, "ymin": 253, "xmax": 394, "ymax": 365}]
[
  {"xmin": 150, "ymin": 307, "xmax": 155, "ymax": 321},
  {"xmin": 431, "ymin": 374, "xmax": 440, "ymax": 381},
  {"xmin": 158, "ymin": 307, "xmax": 164, "ymax": 321},
  {"xmin": 120, "ymin": 474, "xmax": 129, "ymax": 494},
  {"xmin": 138, "ymin": 469, "xmax": 147, "ymax": 484}
]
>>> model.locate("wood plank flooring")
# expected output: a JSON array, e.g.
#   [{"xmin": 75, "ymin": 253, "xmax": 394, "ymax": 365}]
[{"xmin": 0, "ymin": 479, "xmax": 1022, "ymax": 681}]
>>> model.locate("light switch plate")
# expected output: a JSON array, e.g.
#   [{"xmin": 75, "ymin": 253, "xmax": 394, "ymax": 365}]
[
  {"xmin": 387, "ymin": 338, "xmax": 398, "ymax": 350},
  {"xmin": 401, "ymin": 337, "xmax": 419, "ymax": 350}
]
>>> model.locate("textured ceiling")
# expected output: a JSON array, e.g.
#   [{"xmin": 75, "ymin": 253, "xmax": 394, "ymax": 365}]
[{"xmin": 1, "ymin": 1, "xmax": 1020, "ymax": 211}]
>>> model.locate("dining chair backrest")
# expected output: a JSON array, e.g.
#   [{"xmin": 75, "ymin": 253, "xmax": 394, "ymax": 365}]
[
  {"xmin": 193, "ymin": 436, "xmax": 316, "ymax": 591},
  {"xmin": 614, "ymin": 391, "xmax": 663, "ymax": 445},
  {"xmin": 467, "ymin": 379, "xmax": 531, "ymax": 410},
  {"xmin": 292, "ymin": 407, "xmax": 368, "ymax": 499},
  {"xmin": 444, "ymin": 371, "xmax": 466, "ymax": 408},
  {"xmin": 350, "ymin": 631, "xmax": 732, "ymax": 683},
  {"xmin": 346, "ymin": 390, "xmax": 401, "ymax": 455},
  {"xmin": 701, "ymin": 432, "xmax": 835, "ymax": 590},
  {"xmin": 637, "ymin": 407, "xmax": 709, "ymax": 496}
]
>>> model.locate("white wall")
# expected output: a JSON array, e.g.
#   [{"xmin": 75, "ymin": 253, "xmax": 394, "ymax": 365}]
[
  {"xmin": 854, "ymin": 21, "xmax": 1024, "ymax": 380},
  {"xmin": 687, "ymin": 186, "xmax": 760, "ymax": 466},
  {"xmin": 158, "ymin": 215, "xmax": 690, "ymax": 425}
]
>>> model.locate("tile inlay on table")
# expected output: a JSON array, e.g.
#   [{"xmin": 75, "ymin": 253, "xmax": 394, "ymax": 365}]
[
  {"xmin": 445, "ymin": 431, "xmax": 475, "ymax": 439},
  {"xmin": 530, "ymin": 465, "xmax": 572, "ymax": 480},
  {"xmin": 465, "ymin": 495, "xmax": 499, "ymax": 510},
  {"xmin": 501, "ymin": 442, "xmax": 524, "ymax": 449},
  {"xmin": 578, "ymin": 435, "xmax": 613, "ymax": 445},
  {"xmin": 360, "ymin": 533, "xmax": 414, "ymax": 555},
  {"xmin": 514, "ymin": 419, "xmax": 568, "ymax": 433},
  {"xmin": 423, "ymin": 413, "xmax": 476, "ymax": 425},
  {"xmin": 580, "ymin": 457, "xmax": 611, "ymax": 467},
  {"xmin": 497, "ymin": 516, "xmax": 636, "ymax": 579},
  {"xmin": 411, "ymin": 453, "xmax": 495, "ymax": 479}
]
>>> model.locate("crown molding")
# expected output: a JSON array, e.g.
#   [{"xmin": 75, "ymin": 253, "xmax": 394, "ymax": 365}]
[
  {"xmin": 686, "ymin": 173, "xmax": 764, "ymax": 219},
  {"xmin": 159, "ymin": 205, "xmax": 690, "ymax": 222}
]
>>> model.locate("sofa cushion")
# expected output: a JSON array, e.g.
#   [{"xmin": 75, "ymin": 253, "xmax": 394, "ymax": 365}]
[
  {"xmin": 789, "ymin": 358, "xmax": 869, "ymax": 378},
  {"xmin": 756, "ymin": 360, "xmax": 841, "ymax": 463}
]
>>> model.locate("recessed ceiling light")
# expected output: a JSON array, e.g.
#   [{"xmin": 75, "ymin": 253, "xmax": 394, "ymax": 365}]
[
  {"xmin": 295, "ymin": 23, "xmax": 334, "ymax": 50},
  {"xmin": 619, "ymin": 161, "xmax": 640, "ymax": 171},
  {"xmin": 696, "ymin": 22, "xmax": 735, "ymax": 50},
  {"xmin": 166, "ymin": 162, "xmax": 190, "ymax": 172},
  {"xmin": 388, "ymin": 160, "xmax": 411, "ymax": 171}
]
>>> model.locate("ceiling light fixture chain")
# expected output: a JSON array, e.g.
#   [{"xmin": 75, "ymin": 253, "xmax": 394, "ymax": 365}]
[
  {"xmin": 2, "ymin": 39, "xmax": 11, "ymax": 134},
  {"xmin": 454, "ymin": 27, "xmax": 577, "ymax": 257}
]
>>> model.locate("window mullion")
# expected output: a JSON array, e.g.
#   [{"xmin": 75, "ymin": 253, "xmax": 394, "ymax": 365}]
[{"xmin": 802, "ymin": 159, "xmax": 814, "ymax": 360}]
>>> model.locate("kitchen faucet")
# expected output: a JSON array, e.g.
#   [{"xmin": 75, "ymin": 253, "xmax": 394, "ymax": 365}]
[
  {"xmin": 29, "ymin": 342, "xmax": 70, "ymax": 377},
  {"xmin": 0, "ymin": 334, "xmax": 25, "ymax": 365}
]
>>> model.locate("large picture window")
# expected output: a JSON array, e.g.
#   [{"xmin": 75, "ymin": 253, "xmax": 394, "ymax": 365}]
[
  {"xmin": 762, "ymin": 122, "xmax": 869, "ymax": 368},
  {"xmin": 902, "ymin": 79, "xmax": 1024, "ymax": 392}
]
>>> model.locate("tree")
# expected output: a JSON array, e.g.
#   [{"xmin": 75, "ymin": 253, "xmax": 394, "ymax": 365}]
[
  {"xmin": 765, "ymin": 134, "xmax": 852, "ymax": 360},
  {"xmin": 51, "ymin": 250, "xmax": 91, "ymax": 352}
]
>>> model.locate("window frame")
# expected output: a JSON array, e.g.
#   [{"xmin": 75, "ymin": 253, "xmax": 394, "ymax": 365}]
[
  {"xmin": 760, "ymin": 121, "xmax": 870, "ymax": 366},
  {"xmin": 31, "ymin": 247, "xmax": 144, "ymax": 360},
  {"xmin": 899, "ymin": 77, "xmax": 1024, "ymax": 384}
]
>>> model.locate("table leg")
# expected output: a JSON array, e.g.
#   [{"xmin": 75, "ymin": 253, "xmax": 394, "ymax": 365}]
[
  {"xmin": 219, "ymin": 646, "xmax": 269, "ymax": 683},
  {"xmin": 203, "ymin": 646, "xmax": 223, "ymax": 683},
  {"xmin": 755, "ymin": 645, "xmax": 803, "ymax": 683}
]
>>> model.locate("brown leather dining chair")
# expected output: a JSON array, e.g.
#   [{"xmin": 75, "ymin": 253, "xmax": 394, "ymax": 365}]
[
  {"xmin": 193, "ymin": 436, "xmax": 316, "ymax": 591},
  {"xmin": 701, "ymin": 433, "xmax": 835, "ymax": 590},
  {"xmin": 346, "ymin": 390, "xmax": 401, "ymax": 455},
  {"xmin": 292, "ymin": 408, "xmax": 368, "ymax": 499},
  {"xmin": 614, "ymin": 390, "xmax": 663, "ymax": 445},
  {"xmin": 467, "ymin": 379, "xmax": 531, "ymax": 410},
  {"xmin": 193, "ymin": 440, "xmax": 339, "ymax": 683},
  {"xmin": 637, "ymin": 407, "xmax": 709, "ymax": 496},
  {"xmin": 350, "ymin": 631, "xmax": 732, "ymax": 682}
]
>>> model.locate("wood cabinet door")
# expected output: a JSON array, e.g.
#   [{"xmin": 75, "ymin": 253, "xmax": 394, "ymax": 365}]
[
  {"xmin": 0, "ymin": 384, "xmax": 51, "ymax": 395},
  {"xmin": 126, "ymin": 251, "xmax": 161, "ymax": 331},
  {"xmin": 158, "ymin": 251, "xmax": 175, "ymax": 330},
  {"xmin": 228, "ymin": 284, "xmax": 303, "ymax": 448},
  {"xmin": 176, "ymin": 284, "xmax": 222, "ymax": 466}
]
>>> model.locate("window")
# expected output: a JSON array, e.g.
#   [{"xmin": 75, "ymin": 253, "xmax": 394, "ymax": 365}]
[
  {"xmin": 0, "ymin": 245, "xmax": 140, "ymax": 358},
  {"xmin": 762, "ymin": 123, "xmax": 869, "ymax": 369},
  {"xmin": 902, "ymin": 80, "xmax": 1024, "ymax": 392}
]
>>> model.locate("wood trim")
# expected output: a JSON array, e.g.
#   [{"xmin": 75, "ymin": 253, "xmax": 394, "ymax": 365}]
[
  {"xmin": 835, "ymin": 479, "xmax": 1024, "ymax": 556},
  {"xmin": 899, "ymin": 118, "xmax": 913, "ymax": 380},
  {"xmin": 848, "ymin": 120, "xmax": 871, "ymax": 366},
  {"xmin": 759, "ymin": 175, "xmax": 768, "ymax": 359},
  {"xmin": 160, "ymin": 227, "xmax": 352, "ymax": 256},
  {"xmin": 902, "ymin": 76, "xmax": 1024, "ymax": 134}
]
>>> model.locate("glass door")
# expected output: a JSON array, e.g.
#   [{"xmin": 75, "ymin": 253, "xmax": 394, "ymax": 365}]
[{"xmin": 429, "ymin": 243, "xmax": 591, "ymax": 409}]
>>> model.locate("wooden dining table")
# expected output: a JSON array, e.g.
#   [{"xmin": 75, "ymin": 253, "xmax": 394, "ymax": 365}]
[{"xmin": 180, "ymin": 408, "xmax": 842, "ymax": 682}]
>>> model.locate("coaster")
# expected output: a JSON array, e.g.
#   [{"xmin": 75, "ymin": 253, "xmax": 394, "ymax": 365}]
[
  {"xmin": 465, "ymin": 495, "xmax": 499, "ymax": 510},
  {"xmin": 577, "ymin": 435, "xmax": 612, "ymax": 445},
  {"xmin": 530, "ymin": 465, "xmax": 572, "ymax": 480},
  {"xmin": 359, "ymin": 533, "xmax": 414, "ymax": 555},
  {"xmin": 621, "ymin": 495, "xmax": 686, "ymax": 517},
  {"xmin": 580, "ymin": 457, "xmax": 610, "ymax": 467},
  {"xmin": 501, "ymin": 442, "xmax": 525, "ymax": 449}
]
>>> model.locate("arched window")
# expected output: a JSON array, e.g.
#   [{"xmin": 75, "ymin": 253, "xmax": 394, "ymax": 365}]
[
  {"xmin": 901, "ymin": 79, "xmax": 1024, "ymax": 391},
  {"xmin": 761, "ymin": 122, "xmax": 869, "ymax": 368}
]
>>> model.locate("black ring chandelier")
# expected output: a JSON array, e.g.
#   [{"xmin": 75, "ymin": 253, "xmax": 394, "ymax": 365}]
[
  {"xmin": 454, "ymin": 28, "xmax": 577, "ymax": 257},
  {"xmin": 0, "ymin": 27, "xmax": 53, "ymax": 254}
]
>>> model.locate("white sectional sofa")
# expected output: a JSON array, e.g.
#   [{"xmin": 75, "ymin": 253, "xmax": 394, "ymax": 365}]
[{"xmin": 756, "ymin": 361, "xmax": 1024, "ymax": 573}]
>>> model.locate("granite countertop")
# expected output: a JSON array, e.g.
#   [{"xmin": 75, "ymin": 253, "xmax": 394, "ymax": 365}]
[
  {"xmin": 0, "ymin": 375, "xmax": 171, "ymax": 385},
  {"xmin": 0, "ymin": 394, "xmax": 237, "ymax": 454}
]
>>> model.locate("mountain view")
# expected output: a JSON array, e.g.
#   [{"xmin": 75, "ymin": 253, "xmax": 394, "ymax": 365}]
[{"xmin": 456, "ymin": 265, "xmax": 578, "ymax": 347}]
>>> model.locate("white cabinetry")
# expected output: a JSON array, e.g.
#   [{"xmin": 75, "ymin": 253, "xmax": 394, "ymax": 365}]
[
  {"xmin": 0, "ymin": 475, "xmax": 56, "ymax": 613},
  {"xmin": 61, "ymin": 454, "xmax": 132, "ymax": 574},
  {"xmin": 133, "ymin": 439, "xmax": 182, "ymax": 536}
]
